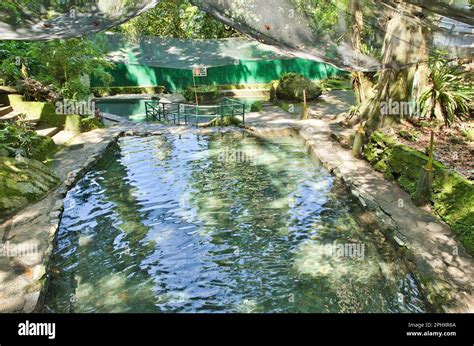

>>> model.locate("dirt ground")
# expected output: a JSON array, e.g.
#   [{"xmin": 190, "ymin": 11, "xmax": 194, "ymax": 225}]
[{"xmin": 382, "ymin": 120, "xmax": 474, "ymax": 180}]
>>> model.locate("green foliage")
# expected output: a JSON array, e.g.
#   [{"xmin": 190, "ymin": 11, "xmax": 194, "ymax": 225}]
[
  {"xmin": 419, "ymin": 55, "xmax": 473, "ymax": 126},
  {"xmin": 250, "ymin": 101, "xmax": 263, "ymax": 112},
  {"xmin": 0, "ymin": 122, "xmax": 52, "ymax": 159},
  {"xmin": 0, "ymin": 37, "xmax": 113, "ymax": 100},
  {"xmin": 347, "ymin": 104, "xmax": 361, "ymax": 120},
  {"xmin": 294, "ymin": 0, "xmax": 339, "ymax": 39},
  {"xmin": 276, "ymin": 73, "xmax": 322, "ymax": 102},
  {"xmin": 114, "ymin": 0, "xmax": 240, "ymax": 39},
  {"xmin": 180, "ymin": 4, "xmax": 236, "ymax": 39},
  {"xmin": 31, "ymin": 37, "xmax": 114, "ymax": 100},
  {"xmin": 0, "ymin": 1, "xmax": 21, "ymax": 24},
  {"xmin": 0, "ymin": 0, "xmax": 44, "ymax": 25},
  {"xmin": 0, "ymin": 41, "xmax": 34, "ymax": 85},
  {"xmin": 80, "ymin": 117, "xmax": 105, "ymax": 132},
  {"xmin": 461, "ymin": 128, "xmax": 473, "ymax": 141}
]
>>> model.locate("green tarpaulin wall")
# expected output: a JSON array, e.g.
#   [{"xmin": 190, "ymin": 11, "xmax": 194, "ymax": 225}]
[{"xmin": 92, "ymin": 58, "xmax": 344, "ymax": 92}]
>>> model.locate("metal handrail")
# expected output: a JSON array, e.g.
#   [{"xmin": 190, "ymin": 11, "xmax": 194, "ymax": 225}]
[{"xmin": 145, "ymin": 98, "xmax": 245, "ymax": 125}]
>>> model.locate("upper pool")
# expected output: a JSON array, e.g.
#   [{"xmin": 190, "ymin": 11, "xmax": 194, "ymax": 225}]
[
  {"xmin": 43, "ymin": 131, "xmax": 428, "ymax": 313},
  {"xmin": 95, "ymin": 98, "xmax": 151, "ymax": 122}
]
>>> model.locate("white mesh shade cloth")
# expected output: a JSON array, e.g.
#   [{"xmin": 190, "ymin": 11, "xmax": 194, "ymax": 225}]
[
  {"xmin": 0, "ymin": 0, "xmax": 472, "ymax": 71},
  {"xmin": 102, "ymin": 33, "xmax": 295, "ymax": 69}
]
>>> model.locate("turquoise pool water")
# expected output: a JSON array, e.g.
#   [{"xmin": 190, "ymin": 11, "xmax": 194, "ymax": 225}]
[
  {"xmin": 43, "ymin": 132, "xmax": 428, "ymax": 313},
  {"xmin": 96, "ymin": 98, "xmax": 150, "ymax": 122}
]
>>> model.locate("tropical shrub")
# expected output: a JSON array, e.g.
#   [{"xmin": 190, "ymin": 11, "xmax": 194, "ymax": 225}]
[
  {"xmin": 0, "ymin": 122, "xmax": 53, "ymax": 159},
  {"xmin": 0, "ymin": 41, "xmax": 33, "ymax": 85},
  {"xmin": 0, "ymin": 37, "xmax": 113, "ymax": 101},
  {"xmin": 30, "ymin": 37, "xmax": 114, "ymax": 100},
  {"xmin": 419, "ymin": 56, "xmax": 473, "ymax": 126}
]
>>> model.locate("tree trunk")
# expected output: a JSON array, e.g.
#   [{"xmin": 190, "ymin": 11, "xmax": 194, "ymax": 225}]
[
  {"xmin": 349, "ymin": 0, "xmax": 373, "ymax": 105},
  {"xmin": 353, "ymin": 1, "xmax": 430, "ymax": 155}
]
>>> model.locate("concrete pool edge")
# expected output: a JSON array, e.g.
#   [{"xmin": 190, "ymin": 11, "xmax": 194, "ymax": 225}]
[{"xmin": 0, "ymin": 122, "xmax": 472, "ymax": 313}]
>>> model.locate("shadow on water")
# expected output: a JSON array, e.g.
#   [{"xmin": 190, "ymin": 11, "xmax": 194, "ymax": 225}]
[{"xmin": 43, "ymin": 132, "xmax": 429, "ymax": 313}]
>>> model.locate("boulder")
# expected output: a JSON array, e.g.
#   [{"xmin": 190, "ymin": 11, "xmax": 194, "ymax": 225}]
[
  {"xmin": 0, "ymin": 156, "xmax": 60, "ymax": 218},
  {"xmin": 275, "ymin": 73, "xmax": 322, "ymax": 102}
]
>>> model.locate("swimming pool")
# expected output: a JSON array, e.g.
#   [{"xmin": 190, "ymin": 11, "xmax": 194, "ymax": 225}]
[{"xmin": 43, "ymin": 131, "xmax": 428, "ymax": 313}]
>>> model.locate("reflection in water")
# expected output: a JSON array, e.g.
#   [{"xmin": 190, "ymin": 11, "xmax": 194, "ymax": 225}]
[{"xmin": 43, "ymin": 133, "xmax": 427, "ymax": 313}]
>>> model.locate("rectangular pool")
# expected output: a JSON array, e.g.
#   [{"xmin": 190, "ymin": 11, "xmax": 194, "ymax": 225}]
[{"xmin": 43, "ymin": 132, "xmax": 427, "ymax": 313}]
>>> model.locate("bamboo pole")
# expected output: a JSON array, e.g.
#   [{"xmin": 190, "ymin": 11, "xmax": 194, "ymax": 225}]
[
  {"xmin": 300, "ymin": 89, "xmax": 309, "ymax": 120},
  {"xmin": 414, "ymin": 130, "xmax": 435, "ymax": 206},
  {"xmin": 192, "ymin": 70, "xmax": 199, "ymax": 106}
]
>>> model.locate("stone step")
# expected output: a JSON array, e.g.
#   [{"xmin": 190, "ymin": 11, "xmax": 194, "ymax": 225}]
[
  {"xmin": 0, "ymin": 86, "xmax": 18, "ymax": 94},
  {"xmin": 20, "ymin": 120, "xmax": 40, "ymax": 127},
  {"xmin": 36, "ymin": 127, "xmax": 61, "ymax": 138},
  {"xmin": 51, "ymin": 130, "xmax": 77, "ymax": 145},
  {"xmin": 0, "ymin": 105, "xmax": 13, "ymax": 116},
  {"xmin": 0, "ymin": 111, "xmax": 20, "ymax": 123},
  {"xmin": 16, "ymin": 116, "xmax": 40, "ymax": 126}
]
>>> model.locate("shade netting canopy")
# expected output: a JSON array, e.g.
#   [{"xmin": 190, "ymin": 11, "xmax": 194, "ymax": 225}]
[
  {"xmin": 0, "ymin": 0, "xmax": 472, "ymax": 71},
  {"xmin": 102, "ymin": 33, "xmax": 293, "ymax": 69}
]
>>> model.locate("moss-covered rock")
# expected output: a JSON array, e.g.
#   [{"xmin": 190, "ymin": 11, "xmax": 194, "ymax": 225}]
[
  {"xmin": 0, "ymin": 156, "xmax": 60, "ymax": 218},
  {"xmin": 250, "ymin": 101, "xmax": 263, "ymax": 112},
  {"xmin": 364, "ymin": 131, "xmax": 474, "ymax": 254},
  {"xmin": 432, "ymin": 172, "xmax": 474, "ymax": 253},
  {"xmin": 30, "ymin": 136, "xmax": 56, "ymax": 162},
  {"xmin": 275, "ymin": 73, "xmax": 322, "ymax": 102}
]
